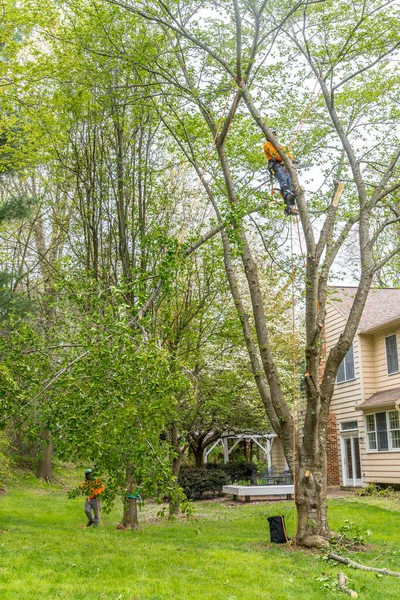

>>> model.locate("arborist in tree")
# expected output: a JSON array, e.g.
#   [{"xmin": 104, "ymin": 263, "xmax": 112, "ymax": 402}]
[
  {"xmin": 80, "ymin": 469, "xmax": 105, "ymax": 528},
  {"xmin": 264, "ymin": 131, "xmax": 298, "ymax": 216}
]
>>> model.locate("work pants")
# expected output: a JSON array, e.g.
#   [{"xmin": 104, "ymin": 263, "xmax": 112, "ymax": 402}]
[
  {"xmin": 269, "ymin": 161, "xmax": 292, "ymax": 200},
  {"xmin": 84, "ymin": 497, "xmax": 101, "ymax": 527}
]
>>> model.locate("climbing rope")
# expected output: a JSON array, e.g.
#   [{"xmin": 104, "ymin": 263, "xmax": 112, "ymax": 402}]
[
  {"xmin": 289, "ymin": 218, "xmax": 298, "ymax": 547},
  {"xmin": 288, "ymin": 77, "xmax": 320, "ymax": 151}
]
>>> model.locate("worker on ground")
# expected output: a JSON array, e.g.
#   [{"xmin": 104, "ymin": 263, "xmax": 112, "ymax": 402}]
[
  {"xmin": 263, "ymin": 131, "xmax": 298, "ymax": 216},
  {"xmin": 80, "ymin": 469, "xmax": 105, "ymax": 528}
]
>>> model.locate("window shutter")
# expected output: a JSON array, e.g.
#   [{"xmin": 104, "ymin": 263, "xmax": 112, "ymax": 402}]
[{"xmin": 385, "ymin": 335, "xmax": 399, "ymax": 374}]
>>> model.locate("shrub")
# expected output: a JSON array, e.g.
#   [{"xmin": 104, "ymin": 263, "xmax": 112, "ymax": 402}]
[
  {"xmin": 356, "ymin": 482, "xmax": 394, "ymax": 497},
  {"xmin": 178, "ymin": 466, "xmax": 229, "ymax": 499},
  {"xmin": 329, "ymin": 519, "xmax": 372, "ymax": 551},
  {"xmin": 206, "ymin": 461, "xmax": 257, "ymax": 484}
]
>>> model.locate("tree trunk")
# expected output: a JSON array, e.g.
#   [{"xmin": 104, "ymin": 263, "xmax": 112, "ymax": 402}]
[
  {"xmin": 118, "ymin": 462, "xmax": 139, "ymax": 530},
  {"xmin": 295, "ymin": 435, "xmax": 331, "ymax": 547},
  {"xmin": 191, "ymin": 442, "xmax": 205, "ymax": 468},
  {"xmin": 36, "ymin": 428, "xmax": 53, "ymax": 482},
  {"xmin": 120, "ymin": 496, "xmax": 139, "ymax": 530},
  {"xmin": 169, "ymin": 424, "xmax": 184, "ymax": 517}
]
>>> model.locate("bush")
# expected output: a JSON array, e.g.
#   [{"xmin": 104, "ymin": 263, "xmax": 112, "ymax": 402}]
[
  {"xmin": 206, "ymin": 461, "xmax": 257, "ymax": 484},
  {"xmin": 356, "ymin": 482, "xmax": 395, "ymax": 497},
  {"xmin": 178, "ymin": 467, "xmax": 229, "ymax": 499}
]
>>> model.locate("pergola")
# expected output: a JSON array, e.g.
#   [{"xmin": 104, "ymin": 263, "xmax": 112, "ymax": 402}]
[{"xmin": 203, "ymin": 431, "xmax": 277, "ymax": 468}]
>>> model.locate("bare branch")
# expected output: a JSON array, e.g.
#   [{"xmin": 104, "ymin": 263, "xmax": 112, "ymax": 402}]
[
  {"xmin": 373, "ymin": 243, "xmax": 400, "ymax": 272},
  {"xmin": 21, "ymin": 344, "xmax": 85, "ymax": 355},
  {"xmin": 374, "ymin": 181, "xmax": 400, "ymax": 203},
  {"xmin": 333, "ymin": 41, "xmax": 400, "ymax": 91},
  {"xmin": 370, "ymin": 146, "xmax": 400, "ymax": 206},
  {"xmin": 232, "ymin": 0, "xmax": 242, "ymax": 81},
  {"xmin": 104, "ymin": 0, "xmax": 237, "ymax": 79},
  {"xmin": 369, "ymin": 216, "xmax": 400, "ymax": 247}
]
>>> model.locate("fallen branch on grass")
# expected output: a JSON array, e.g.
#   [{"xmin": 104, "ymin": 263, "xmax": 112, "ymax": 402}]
[
  {"xmin": 328, "ymin": 553, "xmax": 400, "ymax": 578},
  {"xmin": 338, "ymin": 572, "xmax": 358, "ymax": 598}
]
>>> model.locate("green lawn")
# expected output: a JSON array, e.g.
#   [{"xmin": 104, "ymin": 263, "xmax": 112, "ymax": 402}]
[{"xmin": 1, "ymin": 476, "xmax": 400, "ymax": 599}]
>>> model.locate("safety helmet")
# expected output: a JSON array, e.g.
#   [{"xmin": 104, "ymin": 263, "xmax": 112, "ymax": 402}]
[{"xmin": 85, "ymin": 469, "xmax": 93, "ymax": 474}]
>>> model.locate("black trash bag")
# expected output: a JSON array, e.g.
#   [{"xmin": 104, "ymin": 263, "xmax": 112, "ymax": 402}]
[{"xmin": 267, "ymin": 515, "xmax": 287, "ymax": 544}]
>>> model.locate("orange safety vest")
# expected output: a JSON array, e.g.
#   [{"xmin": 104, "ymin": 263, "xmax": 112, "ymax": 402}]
[{"xmin": 263, "ymin": 141, "xmax": 294, "ymax": 163}]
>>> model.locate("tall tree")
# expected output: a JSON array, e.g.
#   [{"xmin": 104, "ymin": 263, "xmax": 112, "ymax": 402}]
[{"xmin": 101, "ymin": 0, "xmax": 400, "ymax": 545}]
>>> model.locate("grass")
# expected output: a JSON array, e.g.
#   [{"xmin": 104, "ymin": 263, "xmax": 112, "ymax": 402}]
[{"xmin": 1, "ymin": 472, "xmax": 400, "ymax": 599}]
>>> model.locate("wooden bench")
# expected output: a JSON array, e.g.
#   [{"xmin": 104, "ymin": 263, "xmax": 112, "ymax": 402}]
[{"xmin": 223, "ymin": 484, "xmax": 294, "ymax": 503}]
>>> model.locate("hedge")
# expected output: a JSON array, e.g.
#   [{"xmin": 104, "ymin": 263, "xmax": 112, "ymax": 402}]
[{"xmin": 178, "ymin": 466, "xmax": 229, "ymax": 499}]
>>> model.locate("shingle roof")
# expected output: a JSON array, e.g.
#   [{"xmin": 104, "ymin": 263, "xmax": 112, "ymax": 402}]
[
  {"xmin": 358, "ymin": 387, "xmax": 400, "ymax": 409},
  {"xmin": 329, "ymin": 287, "xmax": 400, "ymax": 333}
]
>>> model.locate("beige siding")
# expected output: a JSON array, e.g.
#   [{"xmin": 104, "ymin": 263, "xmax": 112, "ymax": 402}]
[
  {"xmin": 271, "ymin": 437, "xmax": 287, "ymax": 473},
  {"xmin": 326, "ymin": 303, "xmax": 360, "ymax": 485},
  {"xmin": 373, "ymin": 326, "xmax": 400, "ymax": 391},
  {"xmin": 325, "ymin": 302, "xmax": 400, "ymax": 486},
  {"xmin": 358, "ymin": 335, "xmax": 376, "ymax": 399},
  {"xmin": 326, "ymin": 306, "xmax": 400, "ymax": 484},
  {"xmin": 361, "ymin": 408, "xmax": 400, "ymax": 484},
  {"xmin": 362, "ymin": 452, "xmax": 400, "ymax": 484},
  {"xmin": 326, "ymin": 303, "xmax": 363, "ymax": 430}
]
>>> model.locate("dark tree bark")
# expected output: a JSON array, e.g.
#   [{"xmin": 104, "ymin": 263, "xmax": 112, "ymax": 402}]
[{"xmin": 190, "ymin": 438, "xmax": 206, "ymax": 469}]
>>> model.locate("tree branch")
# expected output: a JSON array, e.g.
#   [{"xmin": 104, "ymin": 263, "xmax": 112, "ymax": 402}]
[
  {"xmin": 328, "ymin": 553, "xmax": 400, "ymax": 578},
  {"xmin": 104, "ymin": 0, "xmax": 237, "ymax": 79}
]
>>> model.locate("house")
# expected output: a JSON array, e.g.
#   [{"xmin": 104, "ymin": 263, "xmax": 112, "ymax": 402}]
[{"xmin": 325, "ymin": 287, "xmax": 400, "ymax": 488}]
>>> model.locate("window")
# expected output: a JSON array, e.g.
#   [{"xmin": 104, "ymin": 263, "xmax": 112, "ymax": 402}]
[
  {"xmin": 385, "ymin": 335, "xmax": 399, "ymax": 374},
  {"xmin": 337, "ymin": 344, "xmax": 355, "ymax": 383},
  {"xmin": 366, "ymin": 411, "xmax": 400, "ymax": 451},
  {"xmin": 389, "ymin": 411, "xmax": 400, "ymax": 448},
  {"xmin": 340, "ymin": 421, "xmax": 358, "ymax": 431}
]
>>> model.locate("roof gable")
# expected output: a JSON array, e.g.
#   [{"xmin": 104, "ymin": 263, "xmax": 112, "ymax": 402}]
[{"xmin": 329, "ymin": 287, "xmax": 400, "ymax": 333}]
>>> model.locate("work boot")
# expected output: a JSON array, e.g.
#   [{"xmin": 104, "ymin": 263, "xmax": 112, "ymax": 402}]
[
  {"xmin": 284, "ymin": 191, "xmax": 295, "ymax": 203},
  {"xmin": 86, "ymin": 520, "xmax": 94, "ymax": 527}
]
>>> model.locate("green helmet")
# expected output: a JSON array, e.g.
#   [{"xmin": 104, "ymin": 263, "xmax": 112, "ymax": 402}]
[{"xmin": 85, "ymin": 469, "xmax": 93, "ymax": 474}]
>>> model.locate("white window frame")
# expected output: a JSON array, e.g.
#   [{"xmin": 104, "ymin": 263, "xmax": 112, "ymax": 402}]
[
  {"xmin": 336, "ymin": 344, "xmax": 356, "ymax": 384},
  {"xmin": 385, "ymin": 334, "xmax": 399, "ymax": 375},
  {"xmin": 340, "ymin": 421, "xmax": 358, "ymax": 432},
  {"xmin": 365, "ymin": 410, "xmax": 400, "ymax": 452}
]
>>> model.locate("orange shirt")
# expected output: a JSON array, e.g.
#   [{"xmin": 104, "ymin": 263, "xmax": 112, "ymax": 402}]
[
  {"xmin": 81, "ymin": 478, "xmax": 105, "ymax": 499},
  {"xmin": 263, "ymin": 141, "xmax": 294, "ymax": 162}
]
